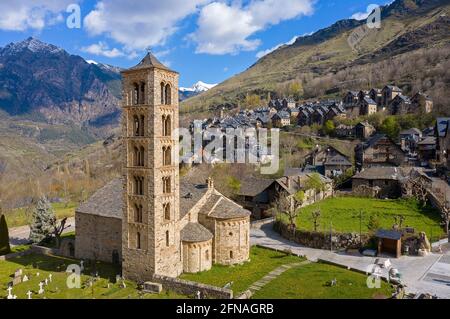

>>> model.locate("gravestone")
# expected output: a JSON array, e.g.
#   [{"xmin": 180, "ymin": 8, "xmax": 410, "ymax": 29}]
[
  {"xmin": 14, "ymin": 269, "xmax": 23, "ymax": 277},
  {"xmin": 38, "ymin": 282, "xmax": 44, "ymax": 294},
  {"xmin": 143, "ymin": 282, "xmax": 162, "ymax": 294},
  {"xmin": 23, "ymin": 275, "xmax": 29, "ymax": 282},
  {"xmin": 27, "ymin": 291, "xmax": 32, "ymax": 300},
  {"xmin": 12, "ymin": 276, "xmax": 22, "ymax": 286},
  {"xmin": 48, "ymin": 274, "xmax": 52, "ymax": 282}
]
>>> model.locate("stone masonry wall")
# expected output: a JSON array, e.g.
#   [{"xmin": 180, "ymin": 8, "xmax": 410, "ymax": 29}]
[{"xmin": 215, "ymin": 218, "xmax": 250, "ymax": 265}]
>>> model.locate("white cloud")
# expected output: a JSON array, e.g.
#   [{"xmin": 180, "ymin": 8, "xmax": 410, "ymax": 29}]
[
  {"xmin": 190, "ymin": 0, "xmax": 315, "ymax": 55},
  {"xmin": 351, "ymin": 11, "xmax": 371, "ymax": 21},
  {"xmin": 81, "ymin": 42, "xmax": 125, "ymax": 58},
  {"xmin": 256, "ymin": 35, "xmax": 298, "ymax": 59},
  {"xmin": 84, "ymin": 0, "xmax": 210, "ymax": 50},
  {"xmin": 0, "ymin": 0, "xmax": 75, "ymax": 31}
]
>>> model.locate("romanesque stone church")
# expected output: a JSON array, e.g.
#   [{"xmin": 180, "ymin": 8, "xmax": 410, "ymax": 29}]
[{"xmin": 74, "ymin": 53, "xmax": 251, "ymax": 282}]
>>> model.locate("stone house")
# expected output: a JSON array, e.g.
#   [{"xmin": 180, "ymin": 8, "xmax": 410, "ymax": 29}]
[
  {"xmin": 311, "ymin": 108, "xmax": 326, "ymax": 125},
  {"xmin": 352, "ymin": 166, "xmax": 412, "ymax": 198},
  {"xmin": 354, "ymin": 121, "xmax": 375, "ymax": 140},
  {"xmin": 399, "ymin": 128, "xmax": 422, "ymax": 153},
  {"xmin": 359, "ymin": 97, "xmax": 378, "ymax": 116},
  {"xmin": 272, "ymin": 111, "xmax": 291, "ymax": 127},
  {"xmin": 357, "ymin": 90, "xmax": 369, "ymax": 103},
  {"xmin": 355, "ymin": 134, "xmax": 407, "ymax": 170},
  {"xmin": 369, "ymin": 88, "xmax": 383, "ymax": 107},
  {"xmin": 305, "ymin": 145, "xmax": 352, "ymax": 178},
  {"xmin": 236, "ymin": 173, "xmax": 333, "ymax": 219},
  {"xmin": 435, "ymin": 117, "xmax": 450, "ymax": 167},
  {"xmin": 411, "ymin": 92, "xmax": 433, "ymax": 114},
  {"xmin": 389, "ymin": 94, "xmax": 412, "ymax": 115},
  {"xmin": 288, "ymin": 107, "xmax": 300, "ymax": 118},
  {"xmin": 75, "ymin": 53, "xmax": 251, "ymax": 282},
  {"xmin": 343, "ymin": 91, "xmax": 359, "ymax": 106},
  {"xmin": 382, "ymin": 85, "xmax": 403, "ymax": 107},
  {"xmin": 417, "ymin": 136, "xmax": 436, "ymax": 163},
  {"xmin": 282, "ymin": 98, "xmax": 296, "ymax": 109},
  {"xmin": 335, "ymin": 124, "xmax": 355, "ymax": 138},
  {"xmin": 297, "ymin": 109, "xmax": 311, "ymax": 127}
]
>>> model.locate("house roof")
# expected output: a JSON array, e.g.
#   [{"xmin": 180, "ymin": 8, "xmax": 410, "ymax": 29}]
[
  {"xmin": 181, "ymin": 223, "xmax": 213, "ymax": 242},
  {"xmin": 436, "ymin": 118, "xmax": 450, "ymax": 137},
  {"xmin": 352, "ymin": 167, "xmax": 412, "ymax": 180},
  {"xmin": 207, "ymin": 196, "xmax": 251, "ymax": 219},
  {"xmin": 385, "ymin": 85, "xmax": 402, "ymax": 92},
  {"xmin": 123, "ymin": 52, "xmax": 174, "ymax": 73},
  {"xmin": 324, "ymin": 153, "xmax": 352, "ymax": 166},
  {"xmin": 238, "ymin": 177, "xmax": 275, "ymax": 197},
  {"xmin": 363, "ymin": 97, "xmax": 377, "ymax": 105},
  {"xmin": 400, "ymin": 128, "xmax": 422, "ymax": 136},
  {"xmin": 376, "ymin": 229, "xmax": 402, "ymax": 241},
  {"xmin": 417, "ymin": 136, "xmax": 436, "ymax": 145}
]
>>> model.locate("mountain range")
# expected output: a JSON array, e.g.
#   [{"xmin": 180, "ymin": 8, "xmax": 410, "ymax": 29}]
[{"xmin": 182, "ymin": 0, "xmax": 450, "ymax": 115}]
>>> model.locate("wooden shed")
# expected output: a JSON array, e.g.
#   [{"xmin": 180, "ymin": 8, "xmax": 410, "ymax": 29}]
[{"xmin": 376, "ymin": 229, "xmax": 402, "ymax": 258}]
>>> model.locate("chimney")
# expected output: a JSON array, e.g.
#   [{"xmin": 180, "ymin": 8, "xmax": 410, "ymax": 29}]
[{"xmin": 207, "ymin": 177, "xmax": 214, "ymax": 190}]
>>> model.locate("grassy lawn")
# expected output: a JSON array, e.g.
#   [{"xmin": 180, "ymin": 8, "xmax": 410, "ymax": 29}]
[
  {"xmin": 181, "ymin": 246, "xmax": 302, "ymax": 294},
  {"xmin": 4, "ymin": 202, "xmax": 77, "ymax": 228},
  {"xmin": 0, "ymin": 254, "xmax": 186, "ymax": 299},
  {"xmin": 293, "ymin": 197, "xmax": 445, "ymax": 242},
  {"xmin": 253, "ymin": 262, "xmax": 394, "ymax": 299}
]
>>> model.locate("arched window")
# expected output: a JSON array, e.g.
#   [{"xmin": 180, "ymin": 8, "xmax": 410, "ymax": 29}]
[
  {"xmin": 136, "ymin": 232, "xmax": 141, "ymax": 249},
  {"xmin": 134, "ymin": 204, "xmax": 143, "ymax": 223},
  {"xmin": 164, "ymin": 203, "xmax": 170, "ymax": 220},
  {"xmin": 163, "ymin": 146, "xmax": 171, "ymax": 166},
  {"xmin": 160, "ymin": 82, "xmax": 165, "ymax": 104},
  {"xmin": 165, "ymin": 230, "xmax": 170, "ymax": 246},
  {"xmin": 164, "ymin": 84, "xmax": 171, "ymax": 105},
  {"xmin": 162, "ymin": 176, "xmax": 171, "ymax": 194},
  {"xmin": 162, "ymin": 115, "xmax": 171, "ymax": 137},
  {"xmin": 133, "ymin": 83, "xmax": 139, "ymax": 105},
  {"xmin": 134, "ymin": 176, "xmax": 144, "ymax": 195},
  {"xmin": 205, "ymin": 250, "xmax": 209, "ymax": 261},
  {"xmin": 133, "ymin": 116, "xmax": 140, "ymax": 136},
  {"xmin": 230, "ymin": 251, "xmax": 233, "ymax": 259},
  {"xmin": 133, "ymin": 146, "xmax": 144, "ymax": 167},
  {"xmin": 139, "ymin": 146, "xmax": 145, "ymax": 166},
  {"xmin": 140, "ymin": 82, "xmax": 146, "ymax": 104}
]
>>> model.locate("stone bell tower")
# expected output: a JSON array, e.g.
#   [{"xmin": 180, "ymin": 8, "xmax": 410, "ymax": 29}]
[{"xmin": 121, "ymin": 53, "xmax": 182, "ymax": 281}]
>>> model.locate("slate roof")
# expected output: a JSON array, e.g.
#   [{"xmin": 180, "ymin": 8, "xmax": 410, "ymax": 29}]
[
  {"xmin": 238, "ymin": 177, "xmax": 275, "ymax": 197},
  {"xmin": 363, "ymin": 97, "xmax": 377, "ymax": 105},
  {"xmin": 376, "ymin": 229, "xmax": 402, "ymax": 240},
  {"xmin": 324, "ymin": 153, "xmax": 352, "ymax": 166},
  {"xmin": 124, "ymin": 52, "xmax": 174, "ymax": 72},
  {"xmin": 77, "ymin": 178, "xmax": 123, "ymax": 219},
  {"xmin": 207, "ymin": 197, "xmax": 251, "ymax": 219},
  {"xmin": 436, "ymin": 118, "xmax": 450, "ymax": 137},
  {"xmin": 180, "ymin": 179, "xmax": 210, "ymax": 219},
  {"xmin": 181, "ymin": 223, "xmax": 213, "ymax": 242},
  {"xmin": 352, "ymin": 167, "xmax": 412, "ymax": 180},
  {"xmin": 417, "ymin": 136, "xmax": 436, "ymax": 145},
  {"xmin": 400, "ymin": 128, "xmax": 422, "ymax": 136}
]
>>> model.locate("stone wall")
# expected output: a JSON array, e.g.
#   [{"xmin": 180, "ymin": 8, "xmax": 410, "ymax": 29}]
[
  {"xmin": 152, "ymin": 274, "xmax": 233, "ymax": 299},
  {"xmin": 214, "ymin": 218, "xmax": 250, "ymax": 265},
  {"xmin": 182, "ymin": 240, "xmax": 212, "ymax": 273},
  {"xmin": 75, "ymin": 212, "xmax": 122, "ymax": 264},
  {"xmin": 274, "ymin": 221, "xmax": 370, "ymax": 250}
]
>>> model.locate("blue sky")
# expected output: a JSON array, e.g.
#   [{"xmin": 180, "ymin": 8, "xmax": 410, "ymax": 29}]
[{"xmin": 0, "ymin": 0, "xmax": 389, "ymax": 88}]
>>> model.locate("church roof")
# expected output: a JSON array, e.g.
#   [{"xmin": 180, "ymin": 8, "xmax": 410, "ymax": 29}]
[
  {"xmin": 205, "ymin": 196, "xmax": 251, "ymax": 219},
  {"xmin": 181, "ymin": 223, "xmax": 213, "ymax": 242},
  {"xmin": 123, "ymin": 52, "xmax": 175, "ymax": 73}
]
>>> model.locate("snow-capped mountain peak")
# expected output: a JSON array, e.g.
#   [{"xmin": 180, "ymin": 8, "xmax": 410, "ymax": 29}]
[
  {"xmin": 180, "ymin": 81, "xmax": 217, "ymax": 92},
  {"xmin": 2, "ymin": 37, "xmax": 64, "ymax": 55}
]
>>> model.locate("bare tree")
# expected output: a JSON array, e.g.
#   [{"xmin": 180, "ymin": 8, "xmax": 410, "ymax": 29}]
[
  {"xmin": 51, "ymin": 217, "xmax": 71, "ymax": 248},
  {"xmin": 273, "ymin": 194, "xmax": 302, "ymax": 236},
  {"xmin": 312, "ymin": 209, "xmax": 321, "ymax": 232}
]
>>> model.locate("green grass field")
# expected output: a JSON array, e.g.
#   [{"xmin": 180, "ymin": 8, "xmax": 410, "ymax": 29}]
[
  {"xmin": 4, "ymin": 202, "xmax": 77, "ymax": 228},
  {"xmin": 0, "ymin": 254, "xmax": 186, "ymax": 299},
  {"xmin": 181, "ymin": 246, "xmax": 301, "ymax": 294},
  {"xmin": 252, "ymin": 262, "xmax": 394, "ymax": 299},
  {"xmin": 292, "ymin": 197, "xmax": 445, "ymax": 241}
]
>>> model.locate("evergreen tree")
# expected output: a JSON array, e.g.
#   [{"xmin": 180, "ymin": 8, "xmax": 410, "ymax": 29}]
[
  {"xmin": 0, "ymin": 213, "xmax": 11, "ymax": 256},
  {"xmin": 29, "ymin": 197, "xmax": 56, "ymax": 244}
]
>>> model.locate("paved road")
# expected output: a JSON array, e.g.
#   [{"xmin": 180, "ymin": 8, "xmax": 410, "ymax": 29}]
[
  {"xmin": 251, "ymin": 223, "xmax": 450, "ymax": 299},
  {"xmin": 9, "ymin": 217, "xmax": 75, "ymax": 246}
]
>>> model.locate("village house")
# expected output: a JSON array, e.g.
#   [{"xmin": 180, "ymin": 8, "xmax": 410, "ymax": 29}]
[
  {"xmin": 382, "ymin": 85, "xmax": 403, "ymax": 107},
  {"xmin": 355, "ymin": 121, "xmax": 376, "ymax": 140},
  {"xmin": 311, "ymin": 108, "xmax": 326, "ymax": 125},
  {"xmin": 417, "ymin": 136, "xmax": 436, "ymax": 164},
  {"xmin": 435, "ymin": 117, "xmax": 450, "ymax": 169},
  {"xmin": 389, "ymin": 94, "xmax": 412, "ymax": 115},
  {"xmin": 352, "ymin": 166, "xmax": 413, "ymax": 198},
  {"xmin": 335, "ymin": 124, "xmax": 355, "ymax": 138},
  {"xmin": 369, "ymin": 88, "xmax": 383, "ymax": 107},
  {"xmin": 305, "ymin": 145, "xmax": 353, "ymax": 178},
  {"xmin": 237, "ymin": 173, "xmax": 333, "ymax": 219},
  {"xmin": 343, "ymin": 91, "xmax": 359, "ymax": 106},
  {"xmin": 355, "ymin": 134, "xmax": 407, "ymax": 170},
  {"xmin": 283, "ymin": 98, "xmax": 296, "ymax": 109},
  {"xmin": 272, "ymin": 111, "xmax": 291, "ymax": 127},
  {"xmin": 297, "ymin": 109, "xmax": 311, "ymax": 126},
  {"xmin": 359, "ymin": 97, "xmax": 378, "ymax": 116},
  {"xmin": 411, "ymin": 92, "xmax": 433, "ymax": 114},
  {"xmin": 399, "ymin": 128, "xmax": 422, "ymax": 153}
]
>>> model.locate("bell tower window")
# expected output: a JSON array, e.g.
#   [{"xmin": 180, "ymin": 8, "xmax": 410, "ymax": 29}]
[
  {"xmin": 164, "ymin": 84, "xmax": 171, "ymax": 105},
  {"xmin": 163, "ymin": 146, "xmax": 172, "ymax": 166},
  {"xmin": 134, "ymin": 176, "xmax": 144, "ymax": 195},
  {"xmin": 162, "ymin": 176, "xmax": 171, "ymax": 194}
]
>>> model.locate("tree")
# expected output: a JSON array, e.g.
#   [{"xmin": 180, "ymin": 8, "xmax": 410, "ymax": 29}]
[
  {"xmin": 273, "ymin": 194, "xmax": 302, "ymax": 236},
  {"xmin": 323, "ymin": 120, "xmax": 335, "ymax": 136},
  {"xmin": 244, "ymin": 94, "xmax": 261, "ymax": 108},
  {"xmin": 29, "ymin": 197, "xmax": 56, "ymax": 244},
  {"xmin": 380, "ymin": 116, "xmax": 400, "ymax": 139},
  {"xmin": 306, "ymin": 173, "xmax": 326, "ymax": 201},
  {"xmin": 311, "ymin": 209, "xmax": 321, "ymax": 232},
  {"xmin": 288, "ymin": 81, "xmax": 304, "ymax": 100},
  {"xmin": 0, "ymin": 213, "xmax": 11, "ymax": 256}
]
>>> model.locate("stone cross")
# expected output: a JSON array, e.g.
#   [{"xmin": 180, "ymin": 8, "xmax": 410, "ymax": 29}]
[
  {"xmin": 80, "ymin": 260, "xmax": 84, "ymax": 272},
  {"xmin": 38, "ymin": 282, "xmax": 44, "ymax": 294},
  {"xmin": 45, "ymin": 278, "xmax": 49, "ymax": 285},
  {"xmin": 23, "ymin": 275, "xmax": 29, "ymax": 282},
  {"xmin": 196, "ymin": 291, "xmax": 201, "ymax": 299},
  {"xmin": 7, "ymin": 286, "xmax": 12, "ymax": 297},
  {"xmin": 49, "ymin": 274, "xmax": 52, "ymax": 282},
  {"xmin": 27, "ymin": 291, "xmax": 32, "ymax": 300}
]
